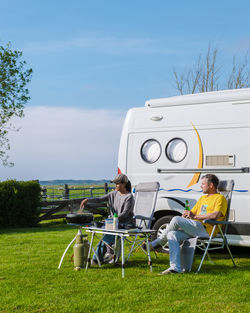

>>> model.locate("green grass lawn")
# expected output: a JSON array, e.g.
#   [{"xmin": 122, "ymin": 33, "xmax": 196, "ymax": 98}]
[{"xmin": 1, "ymin": 221, "xmax": 250, "ymax": 313}]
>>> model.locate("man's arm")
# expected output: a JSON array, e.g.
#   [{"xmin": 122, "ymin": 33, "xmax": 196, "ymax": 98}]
[{"xmin": 183, "ymin": 210, "xmax": 222, "ymax": 221}]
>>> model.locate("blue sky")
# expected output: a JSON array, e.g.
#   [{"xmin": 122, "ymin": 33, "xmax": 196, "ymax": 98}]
[{"xmin": 1, "ymin": 0, "xmax": 249, "ymax": 181}]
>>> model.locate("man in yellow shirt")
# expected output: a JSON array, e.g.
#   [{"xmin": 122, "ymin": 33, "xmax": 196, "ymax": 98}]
[{"xmin": 150, "ymin": 174, "xmax": 227, "ymax": 274}]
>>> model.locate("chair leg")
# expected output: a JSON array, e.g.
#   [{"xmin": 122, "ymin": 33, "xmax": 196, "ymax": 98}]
[
  {"xmin": 225, "ymin": 242, "xmax": 237, "ymax": 267},
  {"xmin": 219, "ymin": 228, "xmax": 237, "ymax": 268},
  {"xmin": 86, "ymin": 232, "xmax": 94, "ymax": 270},
  {"xmin": 146, "ymin": 237, "xmax": 153, "ymax": 272},
  {"xmin": 126, "ymin": 234, "xmax": 138, "ymax": 262},
  {"xmin": 196, "ymin": 227, "xmax": 217, "ymax": 273},
  {"xmin": 141, "ymin": 242, "xmax": 158, "ymax": 260},
  {"xmin": 198, "ymin": 241, "xmax": 214, "ymax": 264},
  {"xmin": 152, "ymin": 248, "xmax": 158, "ymax": 259},
  {"xmin": 87, "ymin": 232, "xmax": 102, "ymax": 268},
  {"xmin": 196, "ymin": 242, "xmax": 211, "ymax": 273},
  {"xmin": 206, "ymin": 251, "xmax": 214, "ymax": 264}
]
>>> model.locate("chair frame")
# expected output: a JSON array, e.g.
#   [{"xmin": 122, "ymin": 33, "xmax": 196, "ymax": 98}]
[
  {"xmin": 125, "ymin": 182, "xmax": 160, "ymax": 262},
  {"xmin": 196, "ymin": 179, "xmax": 237, "ymax": 273}
]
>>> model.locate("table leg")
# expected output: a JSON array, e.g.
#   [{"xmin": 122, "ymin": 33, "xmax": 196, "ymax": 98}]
[
  {"xmin": 126, "ymin": 234, "xmax": 138, "ymax": 262},
  {"xmin": 146, "ymin": 236, "xmax": 153, "ymax": 272},
  {"xmin": 86, "ymin": 232, "xmax": 95, "ymax": 271},
  {"xmin": 121, "ymin": 235, "xmax": 125, "ymax": 278},
  {"xmin": 113, "ymin": 235, "xmax": 117, "ymax": 264}
]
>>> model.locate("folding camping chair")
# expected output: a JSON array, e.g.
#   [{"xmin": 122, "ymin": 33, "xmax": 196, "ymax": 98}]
[
  {"xmin": 125, "ymin": 181, "xmax": 160, "ymax": 262},
  {"xmin": 195, "ymin": 179, "xmax": 237, "ymax": 273}
]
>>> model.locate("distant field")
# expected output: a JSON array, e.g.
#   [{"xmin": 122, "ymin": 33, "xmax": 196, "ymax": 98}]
[
  {"xmin": 42, "ymin": 184, "xmax": 115, "ymax": 200},
  {"xmin": 39, "ymin": 179, "xmax": 111, "ymax": 186}
]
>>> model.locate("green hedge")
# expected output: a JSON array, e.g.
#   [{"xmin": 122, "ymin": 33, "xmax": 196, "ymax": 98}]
[{"xmin": 0, "ymin": 180, "xmax": 41, "ymax": 227}]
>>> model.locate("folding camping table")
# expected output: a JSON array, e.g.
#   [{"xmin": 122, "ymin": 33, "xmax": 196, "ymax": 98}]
[{"xmin": 83, "ymin": 226, "xmax": 156, "ymax": 278}]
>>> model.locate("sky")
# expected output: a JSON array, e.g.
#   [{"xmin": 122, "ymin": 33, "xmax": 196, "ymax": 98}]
[{"xmin": 0, "ymin": 0, "xmax": 249, "ymax": 181}]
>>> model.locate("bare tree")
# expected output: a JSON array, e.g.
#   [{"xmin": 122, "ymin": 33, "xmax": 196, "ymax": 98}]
[
  {"xmin": 173, "ymin": 46, "xmax": 250, "ymax": 95},
  {"xmin": 228, "ymin": 53, "xmax": 250, "ymax": 89}
]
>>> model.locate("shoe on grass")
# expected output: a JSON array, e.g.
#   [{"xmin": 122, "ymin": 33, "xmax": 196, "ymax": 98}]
[
  {"xmin": 108, "ymin": 258, "xmax": 114, "ymax": 264},
  {"xmin": 91, "ymin": 259, "xmax": 99, "ymax": 267},
  {"xmin": 142, "ymin": 241, "xmax": 158, "ymax": 252},
  {"xmin": 103, "ymin": 252, "xmax": 113, "ymax": 263},
  {"xmin": 158, "ymin": 268, "xmax": 180, "ymax": 275}
]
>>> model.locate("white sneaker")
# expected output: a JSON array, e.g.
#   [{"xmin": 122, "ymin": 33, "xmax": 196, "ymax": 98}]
[
  {"xmin": 103, "ymin": 252, "xmax": 113, "ymax": 263},
  {"xmin": 158, "ymin": 268, "xmax": 180, "ymax": 275},
  {"xmin": 108, "ymin": 258, "xmax": 114, "ymax": 264}
]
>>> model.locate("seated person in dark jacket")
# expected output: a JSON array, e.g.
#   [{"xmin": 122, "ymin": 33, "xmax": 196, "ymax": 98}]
[{"xmin": 80, "ymin": 174, "xmax": 134, "ymax": 264}]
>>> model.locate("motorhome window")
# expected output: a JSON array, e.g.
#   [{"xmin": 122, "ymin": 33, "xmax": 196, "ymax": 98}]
[
  {"xmin": 166, "ymin": 138, "xmax": 187, "ymax": 163},
  {"xmin": 141, "ymin": 139, "xmax": 162, "ymax": 163}
]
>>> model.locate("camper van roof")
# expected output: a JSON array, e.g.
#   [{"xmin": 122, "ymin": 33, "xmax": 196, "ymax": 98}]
[{"xmin": 145, "ymin": 88, "xmax": 250, "ymax": 108}]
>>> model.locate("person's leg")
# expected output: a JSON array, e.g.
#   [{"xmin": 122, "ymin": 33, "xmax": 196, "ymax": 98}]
[
  {"xmin": 92, "ymin": 234, "xmax": 115, "ymax": 263},
  {"xmin": 159, "ymin": 217, "xmax": 209, "ymax": 274},
  {"xmin": 152, "ymin": 216, "xmax": 208, "ymax": 248},
  {"xmin": 168, "ymin": 216, "xmax": 208, "ymax": 238},
  {"xmin": 92, "ymin": 240, "xmax": 106, "ymax": 263},
  {"xmin": 167, "ymin": 230, "xmax": 190, "ymax": 273},
  {"xmin": 151, "ymin": 224, "xmax": 169, "ymax": 248},
  {"xmin": 103, "ymin": 234, "xmax": 116, "ymax": 262},
  {"xmin": 105, "ymin": 235, "xmax": 116, "ymax": 254}
]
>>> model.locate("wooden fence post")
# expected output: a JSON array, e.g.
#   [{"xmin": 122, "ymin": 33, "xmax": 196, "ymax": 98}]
[
  {"xmin": 42, "ymin": 186, "xmax": 47, "ymax": 200},
  {"xmin": 104, "ymin": 182, "xmax": 108, "ymax": 194},
  {"xmin": 90, "ymin": 187, "xmax": 93, "ymax": 198},
  {"xmin": 64, "ymin": 184, "xmax": 69, "ymax": 200}
]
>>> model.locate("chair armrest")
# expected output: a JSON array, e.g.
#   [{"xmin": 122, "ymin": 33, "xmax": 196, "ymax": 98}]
[
  {"xmin": 203, "ymin": 219, "xmax": 231, "ymax": 225},
  {"xmin": 134, "ymin": 215, "xmax": 151, "ymax": 220}
]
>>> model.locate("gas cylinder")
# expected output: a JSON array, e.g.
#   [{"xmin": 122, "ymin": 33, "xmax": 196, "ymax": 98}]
[{"xmin": 73, "ymin": 229, "xmax": 89, "ymax": 270}]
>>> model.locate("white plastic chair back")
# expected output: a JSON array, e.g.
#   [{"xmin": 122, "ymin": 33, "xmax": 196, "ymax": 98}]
[
  {"xmin": 134, "ymin": 182, "xmax": 160, "ymax": 230},
  {"xmin": 217, "ymin": 179, "xmax": 234, "ymax": 224}
]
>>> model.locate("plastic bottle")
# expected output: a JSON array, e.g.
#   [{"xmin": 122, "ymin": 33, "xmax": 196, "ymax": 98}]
[
  {"xmin": 105, "ymin": 215, "xmax": 113, "ymax": 230},
  {"xmin": 185, "ymin": 200, "xmax": 190, "ymax": 211},
  {"xmin": 113, "ymin": 212, "xmax": 118, "ymax": 230}
]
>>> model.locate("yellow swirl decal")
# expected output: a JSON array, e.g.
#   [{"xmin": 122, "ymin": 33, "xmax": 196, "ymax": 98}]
[{"xmin": 186, "ymin": 123, "xmax": 203, "ymax": 188}]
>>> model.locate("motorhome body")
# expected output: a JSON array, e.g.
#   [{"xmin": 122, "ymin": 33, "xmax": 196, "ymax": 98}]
[{"xmin": 118, "ymin": 88, "xmax": 250, "ymax": 247}]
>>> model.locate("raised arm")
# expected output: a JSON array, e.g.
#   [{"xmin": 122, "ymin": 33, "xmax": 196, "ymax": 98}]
[{"xmin": 80, "ymin": 193, "xmax": 110, "ymax": 209}]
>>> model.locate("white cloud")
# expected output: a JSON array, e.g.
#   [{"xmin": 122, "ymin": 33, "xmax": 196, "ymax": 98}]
[{"xmin": 0, "ymin": 106, "xmax": 125, "ymax": 181}]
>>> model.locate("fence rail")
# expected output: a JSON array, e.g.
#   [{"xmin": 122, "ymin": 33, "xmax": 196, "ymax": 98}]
[
  {"xmin": 39, "ymin": 183, "xmax": 114, "ymax": 222},
  {"xmin": 41, "ymin": 183, "xmax": 114, "ymax": 200}
]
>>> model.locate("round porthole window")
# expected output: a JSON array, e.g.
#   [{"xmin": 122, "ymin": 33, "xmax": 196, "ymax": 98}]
[
  {"xmin": 166, "ymin": 138, "xmax": 187, "ymax": 163},
  {"xmin": 141, "ymin": 139, "xmax": 161, "ymax": 164}
]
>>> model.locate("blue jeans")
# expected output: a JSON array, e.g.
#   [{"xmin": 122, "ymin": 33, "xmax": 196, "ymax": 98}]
[
  {"xmin": 152, "ymin": 216, "xmax": 209, "ymax": 272},
  {"xmin": 92, "ymin": 234, "xmax": 115, "ymax": 263}
]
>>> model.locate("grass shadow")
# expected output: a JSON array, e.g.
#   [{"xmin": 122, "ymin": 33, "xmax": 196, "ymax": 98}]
[{"xmin": 0, "ymin": 220, "xmax": 80, "ymax": 235}]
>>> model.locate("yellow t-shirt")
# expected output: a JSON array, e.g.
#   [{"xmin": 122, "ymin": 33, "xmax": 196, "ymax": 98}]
[{"xmin": 191, "ymin": 193, "xmax": 227, "ymax": 236}]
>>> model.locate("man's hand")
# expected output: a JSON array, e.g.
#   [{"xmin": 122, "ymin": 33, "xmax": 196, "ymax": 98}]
[{"xmin": 182, "ymin": 210, "xmax": 195, "ymax": 219}]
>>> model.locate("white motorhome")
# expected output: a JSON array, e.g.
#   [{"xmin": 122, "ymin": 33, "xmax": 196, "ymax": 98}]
[{"xmin": 118, "ymin": 88, "xmax": 250, "ymax": 247}]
